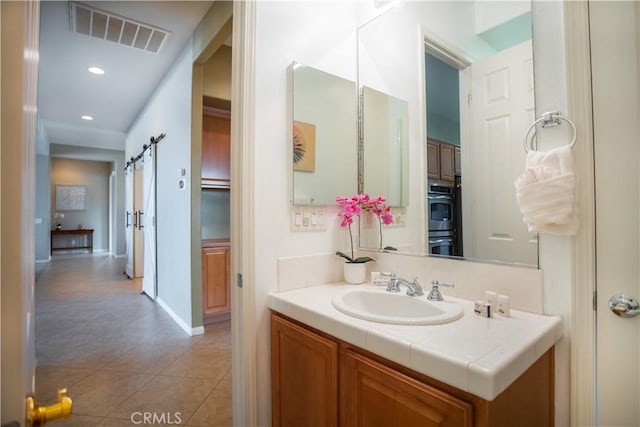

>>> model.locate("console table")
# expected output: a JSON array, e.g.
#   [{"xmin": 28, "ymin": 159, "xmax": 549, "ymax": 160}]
[{"xmin": 51, "ymin": 229, "xmax": 94, "ymax": 254}]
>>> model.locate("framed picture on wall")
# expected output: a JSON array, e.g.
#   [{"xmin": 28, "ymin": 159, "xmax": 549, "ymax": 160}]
[
  {"xmin": 293, "ymin": 120, "xmax": 316, "ymax": 172},
  {"xmin": 56, "ymin": 185, "xmax": 88, "ymax": 211}
]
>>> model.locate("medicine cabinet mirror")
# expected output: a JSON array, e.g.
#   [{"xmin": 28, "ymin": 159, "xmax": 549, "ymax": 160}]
[
  {"xmin": 358, "ymin": 0, "xmax": 539, "ymax": 267},
  {"xmin": 361, "ymin": 86, "xmax": 409, "ymax": 207},
  {"xmin": 291, "ymin": 62, "xmax": 357, "ymax": 205}
]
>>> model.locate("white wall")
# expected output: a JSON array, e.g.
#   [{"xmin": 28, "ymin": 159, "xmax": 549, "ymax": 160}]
[
  {"xmin": 531, "ymin": 2, "xmax": 572, "ymax": 425},
  {"xmin": 475, "ymin": 0, "xmax": 531, "ymax": 35},
  {"xmin": 252, "ymin": 1, "xmax": 358, "ymax": 422},
  {"xmin": 126, "ymin": 43, "xmax": 201, "ymax": 331},
  {"xmin": 35, "ymin": 154, "xmax": 51, "ymax": 260}
]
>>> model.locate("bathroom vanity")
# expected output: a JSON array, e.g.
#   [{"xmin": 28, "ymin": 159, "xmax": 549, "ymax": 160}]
[{"xmin": 269, "ymin": 283, "xmax": 561, "ymax": 426}]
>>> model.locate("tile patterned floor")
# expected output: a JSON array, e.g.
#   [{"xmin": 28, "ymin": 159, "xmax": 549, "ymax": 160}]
[{"xmin": 35, "ymin": 255, "xmax": 232, "ymax": 426}]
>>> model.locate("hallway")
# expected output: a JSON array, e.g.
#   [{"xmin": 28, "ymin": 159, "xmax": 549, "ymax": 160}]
[{"xmin": 35, "ymin": 255, "xmax": 231, "ymax": 426}]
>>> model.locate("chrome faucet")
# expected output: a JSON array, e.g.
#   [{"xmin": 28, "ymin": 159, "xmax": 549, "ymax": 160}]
[
  {"xmin": 427, "ymin": 280, "xmax": 454, "ymax": 301},
  {"xmin": 386, "ymin": 274, "xmax": 424, "ymax": 297}
]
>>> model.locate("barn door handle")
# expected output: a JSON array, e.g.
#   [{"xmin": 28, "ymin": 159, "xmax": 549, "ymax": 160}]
[
  {"xmin": 138, "ymin": 211, "xmax": 144, "ymax": 229},
  {"xmin": 126, "ymin": 211, "xmax": 131, "ymax": 228},
  {"xmin": 133, "ymin": 211, "xmax": 138, "ymax": 228},
  {"xmin": 609, "ymin": 294, "xmax": 640, "ymax": 318}
]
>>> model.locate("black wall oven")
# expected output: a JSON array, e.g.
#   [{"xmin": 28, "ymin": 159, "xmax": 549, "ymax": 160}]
[
  {"xmin": 428, "ymin": 183, "xmax": 454, "ymax": 232},
  {"xmin": 427, "ymin": 182, "xmax": 456, "ymax": 256},
  {"xmin": 429, "ymin": 231, "xmax": 454, "ymax": 256}
]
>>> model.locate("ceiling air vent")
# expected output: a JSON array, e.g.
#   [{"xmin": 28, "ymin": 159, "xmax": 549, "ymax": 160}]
[{"xmin": 69, "ymin": 2, "xmax": 170, "ymax": 54}]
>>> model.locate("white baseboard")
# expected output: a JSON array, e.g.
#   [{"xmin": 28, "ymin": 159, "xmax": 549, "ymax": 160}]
[
  {"xmin": 35, "ymin": 258, "xmax": 50, "ymax": 263},
  {"xmin": 156, "ymin": 297, "xmax": 205, "ymax": 336},
  {"xmin": 113, "ymin": 254, "xmax": 126, "ymax": 258}
]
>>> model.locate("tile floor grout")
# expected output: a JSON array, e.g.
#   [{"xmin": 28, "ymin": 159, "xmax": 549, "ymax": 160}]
[{"xmin": 35, "ymin": 255, "xmax": 232, "ymax": 426}]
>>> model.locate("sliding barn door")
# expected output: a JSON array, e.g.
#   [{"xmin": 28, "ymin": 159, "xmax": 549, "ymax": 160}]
[
  {"xmin": 142, "ymin": 146, "xmax": 157, "ymax": 299},
  {"xmin": 125, "ymin": 165, "xmax": 134, "ymax": 278}
]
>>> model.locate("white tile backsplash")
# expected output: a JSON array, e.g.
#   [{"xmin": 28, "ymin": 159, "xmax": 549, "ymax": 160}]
[{"xmin": 278, "ymin": 251, "xmax": 545, "ymax": 314}]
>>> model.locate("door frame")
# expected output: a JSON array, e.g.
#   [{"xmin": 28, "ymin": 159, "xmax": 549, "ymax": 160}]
[
  {"xmin": 230, "ymin": 1, "xmax": 258, "ymax": 425},
  {"xmin": 563, "ymin": 1, "xmax": 597, "ymax": 425},
  {"xmin": 190, "ymin": 1, "xmax": 256, "ymax": 423}
]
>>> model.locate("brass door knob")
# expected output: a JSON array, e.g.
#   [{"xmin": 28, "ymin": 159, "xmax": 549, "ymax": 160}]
[{"xmin": 26, "ymin": 388, "xmax": 72, "ymax": 427}]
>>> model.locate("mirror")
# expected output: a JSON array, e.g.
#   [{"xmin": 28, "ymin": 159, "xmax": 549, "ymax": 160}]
[
  {"xmin": 292, "ymin": 62, "xmax": 357, "ymax": 205},
  {"xmin": 358, "ymin": 1, "xmax": 538, "ymax": 267},
  {"xmin": 361, "ymin": 86, "xmax": 409, "ymax": 207}
]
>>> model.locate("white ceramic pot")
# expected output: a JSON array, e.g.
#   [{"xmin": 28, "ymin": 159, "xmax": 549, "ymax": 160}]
[{"xmin": 343, "ymin": 262, "xmax": 366, "ymax": 284}]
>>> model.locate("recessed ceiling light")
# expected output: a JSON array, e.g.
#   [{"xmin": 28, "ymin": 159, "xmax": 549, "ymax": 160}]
[
  {"xmin": 81, "ymin": 115, "xmax": 94, "ymax": 121},
  {"xmin": 88, "ymin": 66, "xmax": 104, "ymax": 75}
]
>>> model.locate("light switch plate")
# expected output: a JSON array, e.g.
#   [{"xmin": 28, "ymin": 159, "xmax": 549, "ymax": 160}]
[{"xmin": 291, "ymin": 205, "xmax": 327, "ymax": 232}]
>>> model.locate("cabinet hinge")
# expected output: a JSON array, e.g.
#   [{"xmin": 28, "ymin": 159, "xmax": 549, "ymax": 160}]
[
  {"xmin": 593, "ymin": 290, "xmax": 597, "ymax": 311},
  {"xmin": 237, "ymin": 273, "xmax": 243, "ymax": 288}
]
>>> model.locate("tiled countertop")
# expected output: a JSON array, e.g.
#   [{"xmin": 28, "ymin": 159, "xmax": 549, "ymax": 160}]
[{"xmin": 268, "ymin": 282, "xmax": 563, "ymax": 401}]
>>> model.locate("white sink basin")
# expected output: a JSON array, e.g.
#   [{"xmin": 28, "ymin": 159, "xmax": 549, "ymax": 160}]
[{"xmin": 332, "ymin": 287, "xmax": 463, "ymax": 325}]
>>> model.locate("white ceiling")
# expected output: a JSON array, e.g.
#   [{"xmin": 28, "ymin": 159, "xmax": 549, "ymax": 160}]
[{"xmin": 38, "ymin": 1, "xmax": 213, "ymax": 152}]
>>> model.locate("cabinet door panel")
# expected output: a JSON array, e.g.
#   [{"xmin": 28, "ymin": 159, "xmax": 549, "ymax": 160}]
[
  {"xmin": 454, "ymin": 147, "xmax": 461, "ymax": 176},
  {"xmin": 440, "ymin": 143, "xmax": 455, "ymax": 182},
  {"xmin": 271, "ymin": 313, "xmax": 338, "ymax": 427},
  {"xmin": 202, "ymin": 247, "xmax": 230, "ymax": 315},
  {"xmin": 427, "ymin": 140, "xmax": 440, "ymax": 179},
  {"xmin": 202, "ymin": 113, "xmax": 231, "ymax": 188},
  {"xmin": 341, "ymin": 349, "xmax": 472, "ymax": 427}
]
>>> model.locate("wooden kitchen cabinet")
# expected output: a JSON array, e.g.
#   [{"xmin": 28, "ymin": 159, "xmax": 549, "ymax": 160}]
[
  {"xmin": 271, "ymin": 311, "xmax": 554, "ymax": 427},
  {"xmin": 202, "ymin": 242, "xmax": 230, "ymax": 324},
  {"xmin": 427, "ymin": 139, "xmax": 440, "ymax": 180},
  {"xmin": 271, "ymin": 312, "xmax": 338, "ymax": 427},
  {"xmin": 440, "ymin": 142, "xmax": 456, "ymax": 182},
  {"xmin": 202, "ymin": 108, "xmax": 230, "ymax": 189},
  {"xmin": 427, "ymin": 138, "xmax": 458, "ymax": 183}
]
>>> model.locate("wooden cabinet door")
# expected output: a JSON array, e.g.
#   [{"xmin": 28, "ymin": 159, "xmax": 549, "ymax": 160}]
[
  {"xmin": 202, "ymin": 246, "xmax": 230, "ymax": 318},
  {"xmin": 340, "ymin": 349, "xmax": 473, "ymax": 427},
  {"xmin": 202, "ymin": 111, "xmax": 231, "ymax": 188},
  {"xmin": 427, "ymin": 140, "xmax": 440, "ymax": 180},
  {"xmin": 271, "ymin": 313, "xmax": 339, "ymax": 427},
  {"xmin": 454, "ymin": 146, "xmax": 461, "ymax": 176},
  {"xmin": 439, "ymin": 143, "xmax": 456, "ymax": 183}
]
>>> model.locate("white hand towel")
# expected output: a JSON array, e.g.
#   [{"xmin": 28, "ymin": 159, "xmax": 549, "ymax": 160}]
[{"xmin": 514, "ymin": 145, "xmax": 578, "ymax": 235}]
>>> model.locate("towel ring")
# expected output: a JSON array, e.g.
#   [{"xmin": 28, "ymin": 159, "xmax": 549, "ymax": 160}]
[{"xmin": 524, "ymin": 111, "xmax": 576, "ymax": 153}]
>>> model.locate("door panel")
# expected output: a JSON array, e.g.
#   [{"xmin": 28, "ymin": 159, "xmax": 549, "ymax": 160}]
[
  {"xmin": 1, "ymin": 1, "xmax": 39, "ymax": 424},
  {"xmin": 125, "ymin": 166, "xmax": 134, "ymax": 278},
  {"xmin": 592, "ymin": 1, "xmax": 640, "ymax": 424},
  {"xmin": 142, "ymin": 147, "xmax": 157, "ymax": 299},
  {"xmin": 133, "ymin": 166, "xmax": 144, "ymax": 278},
  {"xmin": 467, "ymin": 40, "xmax": 537, "ymax": 265}
]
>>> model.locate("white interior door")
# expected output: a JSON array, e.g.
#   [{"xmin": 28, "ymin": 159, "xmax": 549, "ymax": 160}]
[
  {"xmin": 1, "ymin": 1, "xmax": 40, "ymax": 424},
  {"xmin": 466, "ymin": 40, "xmax": 537, "ymax": 264},
  {"xmin": 142, "ymin": 147, "xmax": 157, "ymax": 299},
  {"xmin": 592, "ymin": 1, "xmax": 640, "ymax": 425},
  {"xmin": 125, "ymin": 166, "xmax": 134, "ymax": 278}
]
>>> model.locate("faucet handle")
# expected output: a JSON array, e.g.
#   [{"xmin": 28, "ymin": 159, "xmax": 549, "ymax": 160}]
[
  {"xmin": 373, "ymin": 272, "xmax": 395, "ymax": 286},
  {"xmin": 431, "ymin": 280, "xmax": 453, "ymax": 288},
  {"xmin": 427, "ymin": 280, "xmax": 454, "ymax": 301}
]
